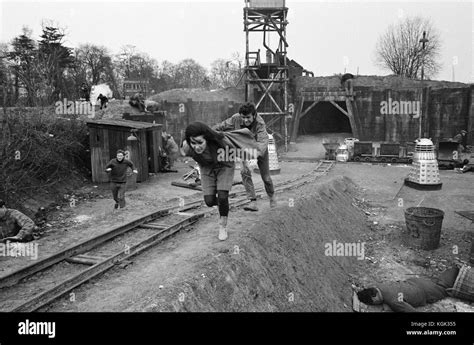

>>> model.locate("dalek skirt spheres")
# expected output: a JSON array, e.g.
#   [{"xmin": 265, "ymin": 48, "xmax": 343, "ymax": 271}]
[
  {"xmin": 253, "ymin": 133, "xmax": 281, "ymax": 175},
  {"xmin": 404, "ymin": 138, "xmax": 442, "ymax": 190}
]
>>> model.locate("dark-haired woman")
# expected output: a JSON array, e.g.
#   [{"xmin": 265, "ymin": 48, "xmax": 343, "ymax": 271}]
[{"xmin": 181, "ymin": 121, "xmax": 257, "ymax": 241}]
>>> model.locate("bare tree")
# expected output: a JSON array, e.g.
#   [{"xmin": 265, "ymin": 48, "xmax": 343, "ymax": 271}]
[
  {"xmin": 116, "ymin": 45, "xmax": 137, "ymax": 79},
  {"xmin": 75, "ymin": 44, "xmax": 112, "ymax": 85},
  {"xmin": 210, "ymin": 52, "xmax": 243, "ymax": 88},
  {"xmin": 374, "ymin": 16, "xmax": 442, "ymax": 79}
]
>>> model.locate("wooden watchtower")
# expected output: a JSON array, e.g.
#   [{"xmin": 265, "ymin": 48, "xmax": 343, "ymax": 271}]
[{"xmin": 243, "ymin": 0, "xmax": 290, "ymax": 148}]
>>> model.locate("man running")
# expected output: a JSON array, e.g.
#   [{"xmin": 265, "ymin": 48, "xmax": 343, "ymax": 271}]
[
  {"xmin": 213, "ymin": 102, "xmax": 276, "ymax": 210},
  {"xmin": 105, "ymin": 150, "xmax": 138, "ymax": 209}
]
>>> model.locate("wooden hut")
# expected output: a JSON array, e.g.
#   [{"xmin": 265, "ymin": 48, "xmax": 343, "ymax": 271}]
[
  {"xmin": 86, "ymin": 119, "xmax": 162, "ymax": 183},
  {"xmin": 122, "ymin": 111, "xmax": 167, "ymax": 129}
]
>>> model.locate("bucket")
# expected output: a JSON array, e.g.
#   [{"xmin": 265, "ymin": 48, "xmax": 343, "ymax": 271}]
[
  {"xmin": 403, "ymin": 207, "xmax": 444, "ymax": 250},
  {"xmin": 447, "ymin": 265, "xmax": 474, "ymax": 302}
]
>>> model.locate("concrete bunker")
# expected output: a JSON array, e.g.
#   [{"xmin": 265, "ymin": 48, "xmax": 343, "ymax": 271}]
[{"xmin": 298, "ymin": 101, "xmax": 353, "ymax": 135}]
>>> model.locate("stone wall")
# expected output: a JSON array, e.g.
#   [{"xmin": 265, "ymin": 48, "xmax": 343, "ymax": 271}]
[{"xmin": 294, "ymin": 76, "xmax": 472, "ymax": 144}]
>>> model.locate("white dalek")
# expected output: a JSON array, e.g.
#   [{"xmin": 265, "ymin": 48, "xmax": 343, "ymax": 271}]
[
  {"xmin": 405, "ymin": 138, "xmax": 442, "ymax": 190},
  {"xmin": 267, "ymin": 133, "xmax": 281, "ymax": 174},
  {"xmin": 252, "ymin": 133, "xmax": 281, "ymax": 175}
]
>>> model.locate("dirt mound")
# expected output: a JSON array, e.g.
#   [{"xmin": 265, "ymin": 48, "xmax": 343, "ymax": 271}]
[
  {"xmin": 297, "ymin": 75, "xmax": 470, "ymax": 90},
  {"xmin": 138, "ymin": 176, "xmax": 368, "ymax": 312},
  {"xmin": 95, "ymin": 99, "xmax": 143, "ymax": 120},
  {"xmin": 149, "ymin": 87, "xmax": 244, "ymax": 103}
]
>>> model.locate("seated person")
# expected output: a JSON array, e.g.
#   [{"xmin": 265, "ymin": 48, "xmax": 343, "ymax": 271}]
[
  {"xmin": 453, "ymin": 130, "xmax": 469, "ymax": 152},
  {"xmin": 341, "ymin": 73, "xmax": 354, "ymax": 94},
  {"xmin": 0, "ymin": 203, "xmax": 37, "ymax": 242},
  {"xmin": 357, "ymin": 267, "xmax": 459, "ymax": 312},
  {"xmin": 129, "ymin": 92, "xmax": 146, "ymax": 112}
]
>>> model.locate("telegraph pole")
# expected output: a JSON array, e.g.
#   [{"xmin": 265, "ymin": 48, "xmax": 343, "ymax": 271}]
[{"xmin": 419, "ymin": 31, "xmax": 428, "ymax": 139}]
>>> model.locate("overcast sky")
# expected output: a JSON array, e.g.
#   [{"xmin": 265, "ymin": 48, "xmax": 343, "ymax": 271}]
[{"xmin": 1, "ymin": 0, "xmax": 472, "ymax": 83}]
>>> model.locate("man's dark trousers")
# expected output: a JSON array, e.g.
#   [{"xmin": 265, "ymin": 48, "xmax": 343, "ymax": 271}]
[
  {"xmin": 241, "ymin": 150, "xmax": 274, "ymax": 198},
  {"xmin": 111, "ymin": 182, "xmax": 127, "ymax": 208}
]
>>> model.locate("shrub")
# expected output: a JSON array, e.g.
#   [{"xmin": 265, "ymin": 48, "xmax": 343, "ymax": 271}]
[{"xmin": 0, "ymin": 109, "xmax": 90, "ymax": 207}]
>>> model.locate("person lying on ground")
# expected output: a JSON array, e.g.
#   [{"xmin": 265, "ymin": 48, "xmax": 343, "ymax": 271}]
[
  {"xmin": 213, "ymin": 102, "xmax": 276, "ymax": 212},
  {"xmin": 180, "ymin": 121, "xmax": 258, "ymax": 241},
  {"xmin": 0, "ymin": 204, "xmax": 37, "ymax": 242},
  {"xmin": 357, "ymin": 267, "xmax": 460, "ymax": 312},
  {"xmin": 105, "ymin": 150, "xmax": 138, "ymax": 210}
]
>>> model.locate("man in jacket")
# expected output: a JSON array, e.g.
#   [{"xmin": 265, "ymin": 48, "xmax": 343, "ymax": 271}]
[
  {"xmin": 213, "ymin": 102, "xmax": 276, "ymax": 210},
  {"xmin": 105, "ymin": 150, "xmax": 138, "ymax": 209},
  {"xmin": 0, "ymin": 201, "xmax": 37, "ymax": 242},
  {"xmin": 453, "ymin": 130, "xmax": 469, "ymax": 152}
]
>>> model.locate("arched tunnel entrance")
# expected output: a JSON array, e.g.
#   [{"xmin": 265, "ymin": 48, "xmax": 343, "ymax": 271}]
[
  {"xmin": 287, "ymin": 101, "xmax": 354, "ymax": 160},
  {"xmin": 298, "ymin": 101, "xmax": 352, "ymax": 135}
]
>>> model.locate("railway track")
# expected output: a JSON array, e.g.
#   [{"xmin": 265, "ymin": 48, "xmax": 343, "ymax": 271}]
[{"xmin": 0, "ymin": 160, "xmax": 335, "ymax": 312}]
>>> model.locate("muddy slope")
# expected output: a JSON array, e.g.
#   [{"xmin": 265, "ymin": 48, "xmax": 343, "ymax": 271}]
[{"xmin": 143, "ymin": 176, "xmax": 368, "ymax": 312}]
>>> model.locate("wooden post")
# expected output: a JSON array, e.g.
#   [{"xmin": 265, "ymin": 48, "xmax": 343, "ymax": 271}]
[
  {"xmin": 291, "ymin": 96, "xmax": 304, "ymax": 142},
  {"xmin": 345, "ymin": 97, "xmax": 359, "ymax": 139},
  {"xmin": 423, "ymin": 86, "xmax": 431, "ymax": 139}
]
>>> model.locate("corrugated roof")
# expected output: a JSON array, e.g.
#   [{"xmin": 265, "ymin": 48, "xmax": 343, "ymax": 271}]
[{"xmin": 86, "ymin": 119, "xmax": 162, "ymax": 129}]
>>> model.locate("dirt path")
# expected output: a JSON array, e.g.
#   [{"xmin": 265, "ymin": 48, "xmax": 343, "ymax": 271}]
[
  {"xmin": 3, "ymin": 156, "xmax": 473, "ymax": 312},
  {"xmin": 0, "ymin": 160, "xmax": 317, "ymax": 277},
  {"xmin": 42, "ymin": 174, "xmax": 369, "ymax": 312}
]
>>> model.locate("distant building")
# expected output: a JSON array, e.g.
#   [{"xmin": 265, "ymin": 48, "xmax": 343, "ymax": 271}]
[{"xmin": 123, "ymin": 79, "xmax": 150, "ymax": 99}]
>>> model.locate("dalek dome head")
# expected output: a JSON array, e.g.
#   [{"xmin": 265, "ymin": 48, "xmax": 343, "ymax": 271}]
[{"xmin": 415, "ymin": 138, "xmax": 435, "ymax": 152}]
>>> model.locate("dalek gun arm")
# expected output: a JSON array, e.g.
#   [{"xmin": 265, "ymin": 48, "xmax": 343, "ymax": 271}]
[{"xmin": 182, "ymin": 165, "xmax": 201, "ymax": 182}]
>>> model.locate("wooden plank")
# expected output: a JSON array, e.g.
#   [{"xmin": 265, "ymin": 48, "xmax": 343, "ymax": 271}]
[
  {"xmin": 139, "ymin": 224, "xmax": 168, "ymax": 230},
  {"xmin": 149, "ymin": 129, "xmax": 161, "ymax": 173},
  {"xmin": 300, "ymin": 100, "xmax": 319, "ymax": 119},
  {"xmin": 291, "ymin": 97, "xmax": 305, "ymax": 141},
  {"xmin": 171, "ymin": 181, "xmax": 202, "ymax": 191},
  {"xmin": 66, "ymin": 255, "xmax": 102, "ymax": 266},
  {"xmin": 345, "ymin": 98, "xmax": 360, "ymax": 138},
  {"xmin": 99, "ymin": 128, "xmax": 109, "ymax": 183},
  {"xmin": 139, "ymin": 130, "xmax": 148, "ymax": 182},
  {"xmin": 329, "ymin": 100, "xmax": 348, "ymax": 117}
]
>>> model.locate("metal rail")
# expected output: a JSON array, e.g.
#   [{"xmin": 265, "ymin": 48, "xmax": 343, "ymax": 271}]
[{"xmin": 1, "ymin": 161, "xmax": 335, "ymax": 312}]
